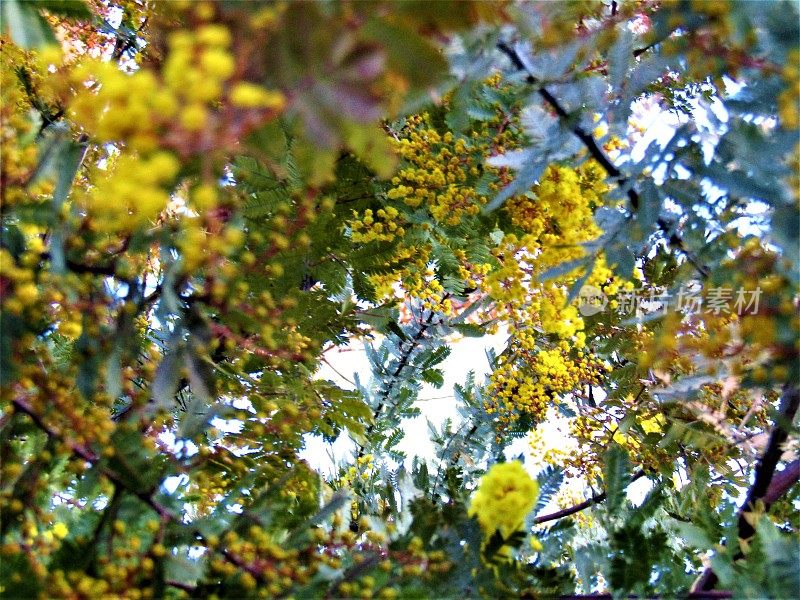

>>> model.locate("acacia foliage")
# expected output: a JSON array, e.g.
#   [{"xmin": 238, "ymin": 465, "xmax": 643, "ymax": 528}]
[{"xmin": 0, "ymin": 1, "xmax": 798, "ymax": 598}]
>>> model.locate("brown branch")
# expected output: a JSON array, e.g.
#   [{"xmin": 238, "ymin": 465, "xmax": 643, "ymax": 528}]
[
  {"xmin": 42, "ymin": 236, "xmax": 131, "ymax": 277},
  {"xmin": 10, "ymin": 398, "xmax": 266, "ymax": 582},
  {"xmin": 735, "ymin": 385, "xmax": 800, "ymax": 539},
  {"xmin": 496, "ymin": 42, "xmax": 709, "ymax": 279},
  {"xmin": 558, "ymin": 593, "xmax": 732, "ymax": 600},
  {"xmin": 763, "ymin": 458, "xmax": 799, "ymax": 504},
  {"xmin": 165, "ymin": 580, "xmax": 196, "ymax": 593},
  {"xmin": 534, "ymin": 469, "xmax": 646, "ymax": 525},
  {"xmin": 695, "ymin": 384, "xmax": 800, "ymax": 591},
  {"xmin": 355, "ymin": 295, "xmax": 449, "ymax": 460}
]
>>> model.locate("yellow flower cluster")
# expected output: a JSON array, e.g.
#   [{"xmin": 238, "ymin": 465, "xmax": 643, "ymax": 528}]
[
  {"xmin": 352, "ymin": 78, "xmax": 523, "ymax": 309},
  {"xmin": 350, "ymin": 88, "xmax": 630, "ymax": 429},
  {"xmin": 69, "ymin": 60, "xmax": 177, "ymax": 148},
  {"xmin": 407, "ymin": 269, "xmax": 455, "ymax": 314},
  {"xmin": 365, "ymin": 243, "xmax": 430, "ymax": 302},
  {"xmin": 81, "ymin": 152, "xmax": 180, "ymax": 232},
  {"xmin": 484, "ymin": 162, "xmax": 630, "ymax": 426},
  {"xmin": 230, "ymin": 81, "xmax": 286, "ymax": 110},
  {"xmin": 779, "ymin": 49, "xmax": 799, "ymax": 130},
  {"xmin": 335, "ymin": 453, "xmax": 377, "ymax": 521},
  {"xmin": 386, "ymin": 111, "xmax": 518, "ymax": 226},
  {"xmin": 487, "ymin": 343, "xmax": 606, "ymax": 424},
  {"xmin": 166, "ymin": 24, "xmax": 285, "ymax": 116},
  {"xmin": 349, "ymin": 206, "xmax": 404, "ymax": 243},
  {"xmin": 177, "ymin": 218, "xmax": 244, "ymax": 272},
  {"xmin": 0, "ymin": 249, "xmax": 39, "ymax": 316},
  {"xmin": 0, "ymin": 46, "xmax": 54, "ymax": 208},
  {"xmin": 469, "ymin": 461, "xmax": 539, "ymax": 538},
  {"xmin": 65, "ymin": 21, "xmax": 284, "ymax": 147},
  {"xmin": 503, "ymin": 162, "xmax": 609, "ymax": 271}
]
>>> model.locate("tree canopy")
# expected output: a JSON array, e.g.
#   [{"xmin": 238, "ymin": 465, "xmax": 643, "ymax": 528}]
[{"xmin": 0, "ymin": 1, "xmax": 798, "ymax": 598}]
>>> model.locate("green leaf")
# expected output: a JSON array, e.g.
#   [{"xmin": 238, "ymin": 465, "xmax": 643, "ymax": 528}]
[
  {"xmin": 343, "ymin": 122, "xmax": 397, "ymax": 178},
  {"xmin": 150, "ymin": 345, "xmax": 183, "ymax": 414},
  {"xmin": 36, "ymin": 0, "xmax": 91, "ymax": 19},
  {"xmin": 421, "ymin": 368, "xmax": 444, "ymax": 388},
  {"xmin": 672, "ymin": 521, "xmax": 714, "ymax": 549},
  {"xmin": 49, "ymin": 137, "xmax": 88, "ymax": 273},
  {"xmin": 361, "ymin": 17, "xmax": 448, "ymax": 89},
  {"xmin": 105, "ymin": 348, "xmax": 123, "ymax": 401},
  {"xmin": 1, "ymin": 0, "xmax": 57, "ymax": 48},
  {"xmin": 534, "ymin": 466, "xmax": 564, "ymax": 515},
  {"xmin": 163, "ymin": 549, "xmax": 206, "ymax": 591},
  {"xmin": 451, "ymin": 323, "xmax": 485, "ymax": 338},
  {"xmin": 292, "ymin": 138, "xmax": 338, "ymax": 187},
  {"xmin": 603, "ymin": 444, "xmax": 630, "ymax": 515},
  {"xmin": 638, "ymin": 179, "xmax": 661, "ymax": 229}
]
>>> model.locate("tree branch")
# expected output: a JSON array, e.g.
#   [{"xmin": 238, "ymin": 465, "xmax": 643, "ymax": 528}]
[
  {"xmin": 558, "ymin": 592, "xmax": 732, "ymax": 600},
  {"xmin": 356, "ymin": 296, "xmax": 448, "ymax": 459},
  {"xmin": 735, "ymin": 385, "xmax": 800, "ymax": 538},
  {"xmin": 763, "ymin": 458, "xmax": 799, "ymax": 505},
  {"xmin": 496, "ymin": 41, "xmax": 709, "ymax": 279},
  {"xmin": 695, "ymin": 384, "xmax": 800, "ymax": 591},
  {"xmin": 534, "ymin": 469, "xmax": 646, "ymax": 525},
  {"xmin": 10, "ymin": 397, "xmax": 266, "ymax": 582}
]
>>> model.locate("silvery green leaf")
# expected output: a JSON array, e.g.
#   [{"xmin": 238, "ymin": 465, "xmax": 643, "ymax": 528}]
[
  {"xmin": 538, "ymin": 258, "xmax": 585, "ymax": 282},
  {"xmin": 533, "ymin": 466, "xmax": 564, "ymax": 516},
  {"xmin": 185, "ymin": 352, "xmax": 213, "ymax": 404},
  {"xmin": 608, "ymin": 27, "xmax": 635, "ymax": 91},
  {"xmin": 594, "ymin": 206, "xmax": 627, "ymax": 232},
  {"xmin": 652, "ymin": 374, "xmax": 716, "ymax": 402},
  {"xmin": 605, "ymin": 241, "xmax": 636, "ymax": 279},
  {"xmin": 489, "ymin": 229, "xmax": 505, "ymax": 245},
  {"xmin": 513, "ymin": 39, "xmax": 584, "ymax": 80},
  {"xmin": 520, "ymin": 104, "xmax": 559, "ymax": 145},
  {"xmin": 672, "ymin": 521, "xmax": 715, "ymax": 549},
  {"xmin": 486, "ymin": 148, "xmax": 531, "ymax": 171},
  {"xmin": 700, "ymin": 162, "xmax": 777, "ymax": 204},
  {"xmin": 105, "ymin": 348, "xmax": 123, "ymax": 401},
  {"xmin": 626, "ymin": 54, "xmax": 672, "ymax": 99},
  {"xmin": 638, "ymin": 179, "xmax": 661, "ymax": 229},
  {"xmin": 150, "ymin": 346, "xmax": 184, "ymax": 413},
  {"xmin": 566, "ymin": 259, "xmax": 595, "ymax": 305},
  {"xmin": 484, "ymin": 154, "xmax": 546, "ymax": 213},
  {"xmin": 1, "ymin": 0, "xmax": 56, "ymax": 48},
  {"xmin": 176, "ymin": 392, "xmax": 217, "ymax": 441}
]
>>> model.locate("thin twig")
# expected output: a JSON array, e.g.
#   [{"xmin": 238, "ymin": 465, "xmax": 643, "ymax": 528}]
[
  {"xmin": 558, "ymin": 593, "xmax": 732, "ymax": 600},
  {"xmin": 11, "ymin": 398, "xmax": 266, "ymax": 582},
  {"xmin": 534, "ymin": 469, "xmax": 647, "ymax": 525},
  {"xmin": 496, "ymin": 42, "xmax": 710, "ymax": 279},
  {"xmin": 356, "ymin": 296, "xmax": 449, "ymax": 459},
  {"xmin": 695, "ymin": 384, "xmax": 800, "ymax": 591}
]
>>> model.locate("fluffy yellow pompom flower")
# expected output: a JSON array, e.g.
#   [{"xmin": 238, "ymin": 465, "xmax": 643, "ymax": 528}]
[
  {"xmin": 230, "ymin": 83, "xmax": 286, "ymax": 110},
  {"xmin": 51, "ymin": 523, "xmax": 69, "ymax": 540},
  {"xmin": 640, "ymin": 413, "xmax": 666, "ymax": 434},
  {"xmin": 469, "ymin": 461, "xmax": 539, "ymax": 538}
]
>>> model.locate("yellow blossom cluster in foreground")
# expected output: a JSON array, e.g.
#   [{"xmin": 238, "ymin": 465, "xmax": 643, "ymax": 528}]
[{"xmin": 469, "ymin": 461, "xmax": 539, "ymax": 539}]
